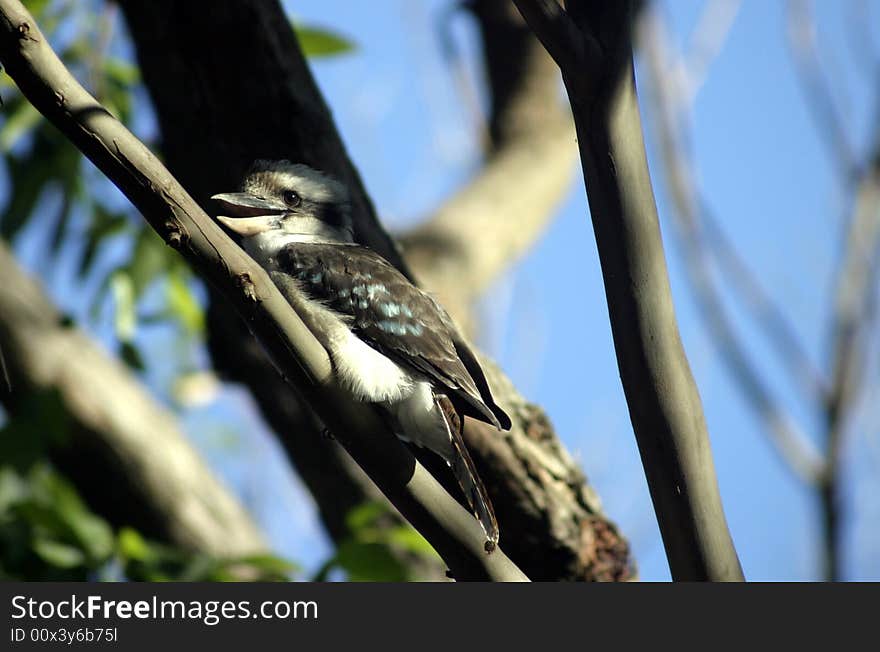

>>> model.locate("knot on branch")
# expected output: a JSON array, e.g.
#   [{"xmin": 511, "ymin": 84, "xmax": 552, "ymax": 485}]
[
  {"xmin": 235, "ymin": 273, "xmax": 259, "ymax": 303},
  {"xmin": 17, "ymin": 21, "xmax": 36, "ymax": 42}
]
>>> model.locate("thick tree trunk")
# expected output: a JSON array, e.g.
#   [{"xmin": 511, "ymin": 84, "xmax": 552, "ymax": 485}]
[{"xmin": 118, "ymin": 0, "xmax": 634, "ymax": 581}]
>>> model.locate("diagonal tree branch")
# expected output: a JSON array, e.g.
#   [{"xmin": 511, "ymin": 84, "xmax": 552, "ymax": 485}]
[
  {"xmin": 514, "ymin": 0, "xmax": 744, "ymax": 581},
  {"xmin": 0, "ymin": 0, "xmax": 528, "ymax": 582}
]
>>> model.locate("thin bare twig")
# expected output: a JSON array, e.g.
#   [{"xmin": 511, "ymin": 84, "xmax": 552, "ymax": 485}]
[
  {"xmin": 822, "ymin": 156, "xmax": 880, "ymax": 580},
  {"xmin": 682, "ymin": 0, "xmax": 742, "ymax": 103},
  {"xmin": 786, "ymin": 0, "xmax": 856, "ymax": 179},
  {"xmin": 435, "ymin": 3, "xmax": 489, "ymax": 152},
  {"xmin": 844, "ymin": 0, "xmax": 879, "ymax": 81},
  {"xmin": 700, "ymin": 205, "xmax": 829, "ymax": 403},
  {"xmin": 0, "ymin": 342, "xmax": 10, "ymax": 392}
]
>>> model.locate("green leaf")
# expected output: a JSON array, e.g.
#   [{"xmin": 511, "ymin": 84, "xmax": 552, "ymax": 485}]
[
  {"xmin": 101, "ymin": 58, "xmax": 139, "ymax": 125},
  {"xmin": 78, "ymin": 203, "xmax": 129, "ymax": 279},
  {"xmin": 103, "ymin": 58, "xmax": 140, "ymax": 87},
  {"xmin": 1, "ymin": 150, "xmax": 51, "ymax": 239},
  {"xmin": 0, "ymin": 389, "xmax": 71, "ymax": 469},
  {"xmin": 293, "ymin": 24, "xmax": 356, "ymax": 58},
  {"xmin": 119, "ymin": 341, "xmax": 145, "ymax": 372},
  {"xmin": 110, "ymin": 271, "xmax": 136, "ymax": 341},
  {"xmin": 33, "ymin": 467, "xmax": 114, "ymax": 562},
  {"xmin": 22, "ymin": 0, "xmax": 51, "ymax": 18},
  {"xmin": 166, "ymin": 270, "xmax": 204, "ymax": 336},
  {"xmin": 127, "ymin": 227, "xmax": 172, "ymax": 297},
  {"xmin": 117, "ymin": 527, "xmax": 157, "ymax": 563},
  {"xmin": 386, "ymin": 526, "xmax": 438, "ymax": 558},
  {"xmin": 0, "ymin": 100, "xmax": 40, "ymax": 151},
  {"xmin": 32, "ymin": 539, "xmax": 86, "ymax": 568},
  {"xmin": 0, "ymin": 467, "xmax": 28, "ymax": 513},
  {"xmin": 233, "ymin": 553, "xmax": 299, "ymax": 578},
  {"xmin": 332, "ymin": 542, "xmax": 408, "ymax": 582},
  {"xmin": 345, "ymin": 500, "xmax": 387, "ymax": 533},
  {"xmin": 1, "ymin": 124, "xmax": 81, "ymax": 240}
]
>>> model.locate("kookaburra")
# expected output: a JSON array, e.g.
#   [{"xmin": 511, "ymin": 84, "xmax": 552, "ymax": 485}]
[{"xmin": 212, "ymin": 160, "xmax": 510, "ymax": 550}]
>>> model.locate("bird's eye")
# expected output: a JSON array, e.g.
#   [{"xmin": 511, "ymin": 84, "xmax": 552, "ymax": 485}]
[{"xmin": 282, "ymin": 190, "xmax": 301, "ymax": 207}]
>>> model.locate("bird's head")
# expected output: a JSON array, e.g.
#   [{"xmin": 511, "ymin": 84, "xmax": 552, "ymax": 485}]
[{"xmin": 212, "ymin": 160, "xmax": 354, "ymax": 244}]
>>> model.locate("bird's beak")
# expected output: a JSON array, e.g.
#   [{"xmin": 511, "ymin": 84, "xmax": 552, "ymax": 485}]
[{"xmin": 211, "ymin": 192, "xmax": 286, "ymax": 236}]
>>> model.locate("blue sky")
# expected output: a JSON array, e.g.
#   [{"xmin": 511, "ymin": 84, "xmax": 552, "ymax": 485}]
[{"xmin": 7, "ymin": 0, "xmax": 879, "ymax": 581}]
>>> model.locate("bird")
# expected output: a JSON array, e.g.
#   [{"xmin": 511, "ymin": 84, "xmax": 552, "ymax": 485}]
[{"xmin": 211, "ymin": 160, "xmax": 511, "ymax": 551}]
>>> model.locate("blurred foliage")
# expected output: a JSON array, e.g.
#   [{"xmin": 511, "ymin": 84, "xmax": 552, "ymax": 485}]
[
  {"xmin": 0, "ymin": 464, "xmax": 115, "ymax": 580},
  {"xmin": 0, "ymin": 390, "xmax": 297, "ymax": 581},
  {"xmin": 0, "ymin": 462, "xmax": 299, "ymax": 581},
  {"xmin": 313, "ymin": 502, "xmax": 440, "ymax": 582},
  {"xmin": 0, "ymin": 389, "xmax": 70, "ymax": 470},
  {"xmin": 1, "ymin": 0, "xmax": 203, "ymax": 380}
]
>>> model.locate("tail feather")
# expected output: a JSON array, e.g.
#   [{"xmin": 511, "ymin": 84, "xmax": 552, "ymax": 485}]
[{"xmin": 437, "ymin": 396, "xmax": 499, "ymax": 551}]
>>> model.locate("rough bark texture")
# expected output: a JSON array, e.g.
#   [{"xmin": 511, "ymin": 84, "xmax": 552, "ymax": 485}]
[
  {"xmin": 0, "ymin": 242, "xmax": 267, "ymax": 556},
  {"xmin": 117, "ymin": 0, "xmax": 634, "ymax": 581}
]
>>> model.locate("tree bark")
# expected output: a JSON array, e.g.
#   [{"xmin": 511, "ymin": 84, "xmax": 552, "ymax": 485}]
[
  {"xmin": 116, "ymin": 0, "xmax": 633, "ymax": 581},
  {"xmin": 513, "ymin": 0, "xmax": 743, "ymax": 580}
]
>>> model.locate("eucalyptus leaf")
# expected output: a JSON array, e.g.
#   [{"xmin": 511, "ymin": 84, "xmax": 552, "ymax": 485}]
[
  {"xmin": 166, "ymin": 270, "xmax": 204, "ymax": 336},
  {"xmin": 293, "ymin": 24, "xmax": 356, "ymax": 58},
  {"xmin": 0, "ymin": 100, "xmax": 40, "ymax": 151},
  {"xmin": 110, "ymin": 271, "xmax": 136, "ymax": 341},
  {"xmin": 119, "ymin": 341, "xmax": 146, "ymax": 372},
  {"xmin": 32, "ymin": 539, "xmax": 86, "ymax": 568},
  {"xmin": 331, "ymin": 541, "xmax": 408, "ymax": 582}
]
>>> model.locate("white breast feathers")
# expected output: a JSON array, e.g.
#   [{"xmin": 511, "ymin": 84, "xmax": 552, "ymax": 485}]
[{"xmin": 328, "ymin": 329, "xmax": 416, "ymax": 403}]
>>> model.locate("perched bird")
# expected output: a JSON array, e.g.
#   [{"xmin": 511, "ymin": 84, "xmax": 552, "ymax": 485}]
[{"xmin": 212, "ymin": 160, "xmax": 511, "ymax": 549}]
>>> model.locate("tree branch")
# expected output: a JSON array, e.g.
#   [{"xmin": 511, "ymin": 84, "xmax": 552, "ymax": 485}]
[
  {"xmin": 0, "ymin": 0, "xmax": 527, "ymax": 582},
  {"xmin": 514, "ymin": 0, "xmax": 744, "ymax": 581},
  {"xmin": 821, "ymin": 154, "xmax": 880, "ymax": 580},
  {"xmin": 507, "ymin": 0, "xmax": 586, "ymax": 73},
  {"xmin": 0, "ymin": 241, "xmax": 267, "ymax": 556},
  {"xmin": 786, "ymin": 0, "xmax": 856, "ymax": 179}
]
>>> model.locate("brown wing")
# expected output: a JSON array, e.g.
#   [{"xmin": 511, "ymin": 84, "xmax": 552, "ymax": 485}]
[{"xmin": 277, "ymin": 243, "xmax": 510, "ymax": 429}]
